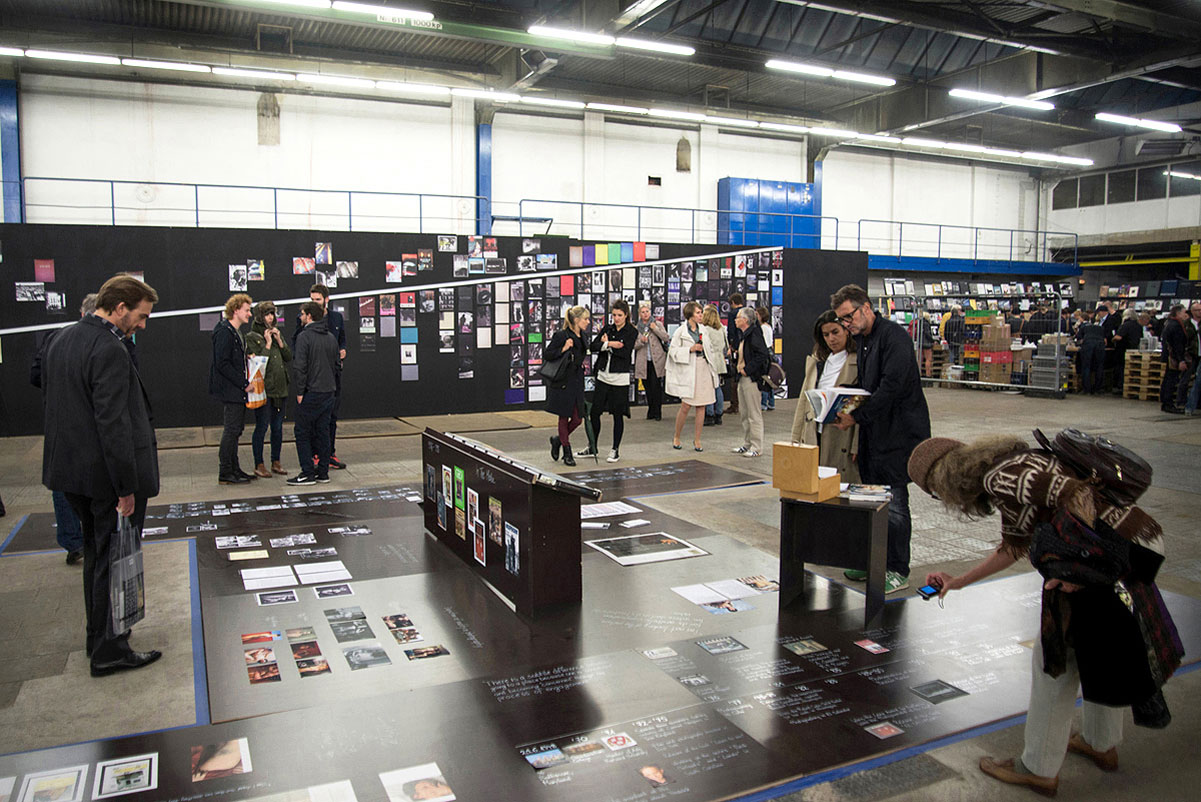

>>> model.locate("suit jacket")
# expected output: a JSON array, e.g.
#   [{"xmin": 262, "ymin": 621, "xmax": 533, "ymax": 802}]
[
  {"xmin": 209, "ymin": 319, "xmax": 248, "ymax": 403},
  {"xmin": 1161, "ymin": 318, "xmax": 1186, "ymax": 365},
  {"xmin": 42, "ymin": 315, "xmax": 160, "ymax": 500}
]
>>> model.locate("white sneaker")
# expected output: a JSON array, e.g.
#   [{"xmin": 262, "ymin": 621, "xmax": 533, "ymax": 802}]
[
  {"xmin": 606, "ymin": 449, "xmax": 620, "ymax": 463},
  {"xmin": 742, "ymin": 449, "xmax": 761, "ymax": 458},
  {"xmin": 576, "ymin": 447, "xmax": 596, "ymax": 457},
  {"xmin": 731, "ymin": 445, "xmax": 749, "ymax": 454}
]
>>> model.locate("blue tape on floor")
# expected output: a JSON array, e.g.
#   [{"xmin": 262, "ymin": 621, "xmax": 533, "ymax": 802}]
[
  {"xmin": 189, "ymin": 537, "xmax": 211, "ymax": 726},
  {"xmin": 0, "ymin": 514, "xmax": 29, "ymax": 556}
]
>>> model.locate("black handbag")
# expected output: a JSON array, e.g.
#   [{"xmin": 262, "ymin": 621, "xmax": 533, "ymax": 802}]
[
  {"xmin": 539, "ymin": 349, "xmax": 576, "ymax": 385},
  {"xmin": 1033, "ymin": 427, "xmax": 1152, "ymax": 507}
]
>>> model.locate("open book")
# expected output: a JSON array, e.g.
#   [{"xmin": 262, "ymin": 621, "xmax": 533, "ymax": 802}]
[{"xmin": 806, "ymin": 388, "xmax": 871, "ymax": 424}]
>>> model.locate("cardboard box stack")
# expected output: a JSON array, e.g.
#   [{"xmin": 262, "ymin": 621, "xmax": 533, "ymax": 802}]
[{"xmin": 979, "ymin": 319, "xmax": 1012, "ymax": 384}]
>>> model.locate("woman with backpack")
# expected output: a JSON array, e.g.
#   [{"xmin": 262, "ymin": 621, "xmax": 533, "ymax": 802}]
[{"xmin": 908, "ymin": 434, "xmax": 1179, "ymax": 798}]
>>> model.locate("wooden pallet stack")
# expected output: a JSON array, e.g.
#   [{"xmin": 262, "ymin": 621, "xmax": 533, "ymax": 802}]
[{"xmin": 1123, "ymin": 351, "xmax": 1165, "ymax": 401}]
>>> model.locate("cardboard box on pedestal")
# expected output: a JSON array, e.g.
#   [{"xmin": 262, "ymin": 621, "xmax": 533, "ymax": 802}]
[{"xmin": 772, "ymin": 442, "xmax": 840, "ymax": 502}]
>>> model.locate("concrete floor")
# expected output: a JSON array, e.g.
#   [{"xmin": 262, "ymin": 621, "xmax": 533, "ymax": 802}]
[{"xmin": 1, "ymin": 387, "xmax": 1199, "ymax": 798}]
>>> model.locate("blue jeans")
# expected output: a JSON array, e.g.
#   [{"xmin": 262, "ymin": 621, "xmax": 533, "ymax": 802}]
[
  {"xmin": 294, "ymin": 391, "xmax": 334, "ymax": 479},
  {"xmin": 706, "ymin": 383, "xmax": 725, "ymax": 417},
  {"xmin": 760, "ymin": 389, "xmax": 774, "ymax": 409},
  {"xmin": 52, "ymin": 490, "xmax": 83, "ymax": 553},
  {"xmin": 886, "ymin": 483, "xmax": 912, "ymax": 576},
  {"xmin": 253, "ymin": 397, "xmax": 285, "ymax": 465},
  {"xmin": 1186, "ymin": 359, "xmax": 1201, "ymax": 413}
]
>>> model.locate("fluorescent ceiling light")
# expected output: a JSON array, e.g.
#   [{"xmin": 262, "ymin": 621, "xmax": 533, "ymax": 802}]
[
  {"xmin": 759, "ymin": 122, "xmax": 809, "ymax": 133},
  {"xmin": 121, "ymin": 58, "xmax": 211, "ymax": 73},
  {"xmin": 1055, "ymin": 156, "xmax": 1093, "ymax": 166},
  {"xmin": 331, "ymin": 2, "xmax": 434, "ymax": 20},
  {"xmin": 451, "ymin": 87, "xmax": 520, "ymax": 102},
  {"xmin": 527, "ymin": 26, "xmax": 614, "ymax": 46},
  {"xmin": 25, "ymin": 49, "xmax": 121, "ymax": 65},
  {"xmin": 375, "ymin": 81, "xmax": 450, "ymax": 96},
  {"xmin": 809, "ymin": 126, "xmax": 859, "ymax": 137},
  {"xmin": 942, "ymin": 142, "xmax": 989, "ymax": 153},
  {"xmin": 856, "ymin": 134, "xmax": 901, "ymax": 143},
  {"xmin": 519, "ymin": 96, "xmax": 586, "ymax": 109},
  {"xmin": 831, "ymin": 70, "xmax": 895, "ymax": 87},
  {"xmin": 949, "ymin": 88, "xmax": 1053, "ymax": 111},
  {"xmin": 648, "ymin": 108, "xmax": 706, "ymax": 122},
  {"xmin": 1095, "ymin": 112, "xmax": 1182, "ymax": 133},
  {"xmin": 1021, "ymin": 151, "xmax": 1060, "ymax": 162},
  {"xmin": 297, "ymin": 72, "xmax": 376, "ymax": 89},
  {"xmin": 704, "ymin": 116, "xmax": 759, "ymax": 128},
  {"xmin": 1164, "ymin": 170, "xmax": 1201, "ymax": 181},
  {"xmin": 212, "ymin": 67, "xmax": 296, "ymax": 80},
  {"xmin": 251, "ymin": 0, "xmax": 332, "ymax": 8},
  {"xmin": 614, "ymin": 37, "xmax": 694, "ymax": 56},
  {"xmin": 0, "ymin": 46, "xmax": 25, "ymax": 57},
  {"xmin": 586, "ymin": 102, "xmax": 649, "ymax": 114},
  {"xmin": 902, "ymin": 137, "xmax": 945, "ymax": 148},
  {"xmin": 766, "ymin": 59, "xmax": 833, "ymax": 77},
  {"xmin": 983, "ymin": 148, "xmax": 1023, "ymax": 158}
]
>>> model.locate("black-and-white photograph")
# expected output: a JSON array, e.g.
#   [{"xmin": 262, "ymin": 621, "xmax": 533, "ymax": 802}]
[
  {"xmin": 419, "ymin": 290, "xmax": 436, "ymax": 313},
  {"xmin": 315, "ymin": 583, "xmax": 353, "ymax": 598},
  {"xmin": 330, "ymin": 619, "xmax": 374, "ymax": 643},
  {"xmin": 15, "ymin": 281, "xmax": 46, "ymax": 302},
  {"xmin": 228, "ymin": 264, "xmax": 248, "ymax": 292},
  {"xmin": 256, "ymin": 590, "xmax": 298, "ymax": 606},
  {"xmin": 476, "ymin": 284, "xmax": 493, "ymax": 305},
  {"xmin": 439, "ymin": 332, "xmax": 455, "ymax": 353},
  {"xmin": 477, "ymin": 306, "xmax": 492, "ymax": 327},
  {"xmin": 437, "ymin": 234, "xmax": 457, "ymax": 252},
  {"xmin": 485, "ymin": 257, "xmax": 506, "ymax": 274},
  {"xmin": 517, "ymin": 255, "xmax": 536, "ymax": 272},
  {"xmin": 653, "ymin": 265, "xmax": 665, "ymax": 285},
  {"xmin": 509, "ymin": 367, "xmax": 525, "ymax": 388},
  {"xmin": 343, "ymin": 643, "xmax": 392, "ymax": 670},
  {"xmin": 522, "ymin": 238, "xmax": 541, "ymax": 254},
  {"xmin": 45, "ymin": 291, "xmax": 67, "ymax": 314},
  {"xmin": 453, "ymin": 254, "xmax": 469, "ymax": 278},
  {"xmin": 336, "ymin": 260, "xmax": 358, "ymax": 278},
  {"xmin": 511, "ymin": 281, "xmax": 525, "ymax": 302},
  {"xmin": 323, "ymin": 605, "xmax": 366, "ymax": 623}
]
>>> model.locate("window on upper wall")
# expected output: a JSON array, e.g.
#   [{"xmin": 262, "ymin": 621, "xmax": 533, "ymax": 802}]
[
  {"xmin": 1137, "ymin": 166, "xmax": 1167, "ymax": 200},
  {"xmin": 1078, "ymin": 173, "xmax": 1105, "ymax": 207},
  {"xmin": 1051, "ymin": 178, "xmax": 1078, "ymax": 210},
  {"xmin": 1106, "ymin": 169, "xmax": 1136, "ymax": 204},
  {"xmin": 1167, "ymin": 161, "xmax": 1201, "ymax": 197}
]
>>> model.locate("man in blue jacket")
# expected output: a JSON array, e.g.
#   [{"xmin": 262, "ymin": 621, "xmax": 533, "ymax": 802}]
[
  {"xmin": 210, "ymin": 293, "xmax": 255, "ymax": 484},
  {"xmin": 832, "ymin": 284, "xmax": 931, "ymax": 593},
  {"xmin": 294, "ymin": 284, "xmax": 348, "ymax": 469}
]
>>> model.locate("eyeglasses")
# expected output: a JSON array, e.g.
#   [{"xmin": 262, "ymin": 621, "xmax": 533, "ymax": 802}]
[{"xmin": 838, "ymin": 304, "xmax": 863, "ymax": 325}]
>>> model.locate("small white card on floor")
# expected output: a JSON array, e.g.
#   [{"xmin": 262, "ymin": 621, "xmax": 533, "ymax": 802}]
[
  {"xmin": 619, "ymin": 518, "xmax": 651, "ymax": 529},
  {"xmin": 671, "ymin": 584, "xmax": 729, "ymax": 605},
  {"xmin": 581, "ymin": 501, "xmax": 641, "ymax": 519}
]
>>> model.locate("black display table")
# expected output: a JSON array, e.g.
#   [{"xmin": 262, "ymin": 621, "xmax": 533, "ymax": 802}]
[{"xmin": 780, "ymin": 495, "xmax": 889, "ymax": 626}]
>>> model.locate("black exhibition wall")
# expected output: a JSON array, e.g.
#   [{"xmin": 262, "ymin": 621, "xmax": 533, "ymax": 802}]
[{"xmin": 0, "ymin": 223, "xmax": 867, "ymax": 436}]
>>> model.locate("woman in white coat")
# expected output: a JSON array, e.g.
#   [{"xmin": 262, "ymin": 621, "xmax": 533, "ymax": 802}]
[{"xmin": 667, "ymin": 301, "xmax": 718, "ymax": 451}]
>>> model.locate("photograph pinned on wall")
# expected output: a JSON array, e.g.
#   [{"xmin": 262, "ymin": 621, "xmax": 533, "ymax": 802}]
[
  {"xmin": 569, "ymin": 245, "xmax": 583, "ymax": 267},
  {"xmin": 473, "ymin": 522, "xmax": 486, "ymax": 565},
  {"xmin": 536, "ymin": 253, "xmax": 557, "ymax": 270},
  {"xmin": 336, "ymin": 260, "xmax": 358, "ymax": 279},
  {"xmin": 420, "ymin": 290, "xmax": 436, "ymax": 313},
  {"xmin": 439, "ymin": 287, "xmax": 455, "ymax": 310},
  {"xmin": 468, "ymin": 257, "xmax": 486, "ymax": 274},
  {"xmin": 379, "ymin": 294, "xmax": 396, "ymax": 316},
  {"xmin": 475, "ymin": 283, "xmax": 493, "ymax": 305},
  {"xmin": 438, "ymin": 235, "xmax": 458, "ymax": 252},
  {"xmin": 477, "ymin": 306, "xmax": 492, "ymax": 328},
  {"xmin": 316, "ymin": 269, "xmax": 337, "ymax": 288},
  {"xmin": 652, "ymin": 264, "xmax": 665, "ymax": 285},
  {"xmin": 772, "ymin": 306, "xmax": 783, "ymax": 341},
  {"xmin": 591, "ymin": 271, "xmax": 605, "ymax": 293},
  {"xmin": 454, "ymin": 507, "xmax": 466, "ymax": 539},
  {"xmin": 488, "ymin": 497, "xmax": 503, "ymax": 545},
  {"xmin": 528, "ymin": 385, "xmax": 546, "ymax": 402},
  {"xmin": 16, "ymin": 282, "xmax": 46, "ymax": 302},
  {"xmin": 360, "ymin": 317, "xmax": 376, "ymax": 334},
  {"xmin": 456, "ymin": 311, "xmax": 473, "ymax": 334},
  {"xmin": 667, "ymin": 262, "xmax": 680, "ymax": 281},
  {"xmin": 436, "ymin": 491, "xmax": 447, "ymax": 528},
  {"xmin": 482, "ymin": 257, "xmax": 504, "ymax": 274},
  {"xmin": 398, "ymin": 308, "xmax": 416, "ymax": 327},
  {"xmin": 504, "ymin": 521, "xmax": 520, "ymax": 574},
  {"xmin": 510, "ymin": 301, "xmax": 525, "ymax": 323},
  {"xmin": 190, "ymin": 739, "xmax": 253, "ymax": 782},
  {"xmin": 509, "ymin": 344, "xmax": 525, "ymax": 368},
  {"xmin": 527, "ymin": 278, "xmax": 543, "ymax": 299},
  {"xmin": 484, "ymin": 237, "xmax": 498, "ymax": 258},
  {"xmin": 495, "ymin": 323, "xmax": 509, "ymax": 345},
  {"xmin": 380, "ymin": 761, "xmax": 456, "ymax": 802},
  {"xmin": 92, "ymin": 752, "xmax": 158, "ymax": 799},
  {"xmin": 402, "ymin": 254, "xmax": 418, "ymax": 277},
  {"xmin": 546, "ymin": 276, "xmax": 560, "ymax": 298},
  {"xmin": 45, "ymin": 291, "xmax": 67, "ymax": 314},
  {"xmin": 734, "ymin": 254, "xmax": 748, "ymax": 278},
  {"xmin": 418, "ymin": 249, "xmax": 433, "ymax": 271},
  {"xmin": 528, "ymin": 342, "xmax": 543, "ymax": 366},
  {"xmin": 246, "ymin": 259, "xmax": 265, "ymax": 281},
  {"xmin": 467, "ymin": 488, "xmax": 479, "ymax": 534},
  {"xmin": 522, "ymin": 238, "xmax": 541, "ymax": 254},
  {"xmin": 398, "ymin": 291, "xmax": 416, "ymax": 308},
  {"xmin": 315, "ymin": 242, "xmax": 333, "ymax": 264},
  {"xmin": 385, "ymin": 261, "xmax": 404, "ymax": 283},
  {"xmin": 467, "ymin": 235, "xmax": 484, "ymax": 258},
  {"xmin": 517, "ymin": 255, "xmax": 536, "ymax": 272},
  {"xmin": 720, "ymin": 261, "xmax": 733, "ymax": 280},
  {"xmin": 510, "ymin": 281, "xmax": 526, "ymax": 302},
  {"xmin": 681, "ymin": 261, "xmax": 694, "ymax": 282},
  {"xmin": 458, "ymin": 357, "xmax": 475, "ymax": 380},
  {"xmin": 638, "ymin": 265, "xmax": 652, "ymax": 287},
  {"xmin": 452, "ymin": 255, "xmax": 469, "ymax": 278},
  {"xmin": 401, "ymin": 344, "xmax": 417, "ymax": 365},
  {"xmin": 33, "ymin": 258, "xmax": 56, "ymax": 283},
  {"xmin": 696, "ymin": 265, "xmax": 708, "ymax": 283},
  {"xmin": 509, "ymin": 367, "xmax": 525, "ymax": 389},
  {"xmin": 16, "ymin": 766, "xmax": 88, "ymax": 802},
  {"xmin": 646, "ymin": 243, "xmax": 660, "ymax": 259},
  {"xmin": 439, "ymin": 331, "xmax": 455, "ymax": 353},
  {"xmin": 359, "ymin": 297, "xmax": 377, "ymax": 317},
  {"xmin": 379, "ymin": 318, "xmax": 396, "ymax": 338}
]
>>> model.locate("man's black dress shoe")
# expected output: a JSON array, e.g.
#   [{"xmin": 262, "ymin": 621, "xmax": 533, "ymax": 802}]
[
  {"xmin": 219, "ymin": 473, "xmax": 250, "ymax": 485},
  {"xmin": 91, "ymin": 649, "xmax": 162, "ymax": 677},
  {"xmin": 236, "ymin": 468, "xmax": 257, "ymax": 480},
  {"xmin": 65, "ymin": 549, "xmax": 83, "ymax": 565}
]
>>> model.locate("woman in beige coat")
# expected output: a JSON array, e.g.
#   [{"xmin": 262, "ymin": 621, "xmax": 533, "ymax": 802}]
[
  {"xmin": 632, "ymin": 301, "xmax": 670, "ymax": 420},
  {"xmin": 790, "ymin": 309, "xmax": 861, "ymax": 481}
]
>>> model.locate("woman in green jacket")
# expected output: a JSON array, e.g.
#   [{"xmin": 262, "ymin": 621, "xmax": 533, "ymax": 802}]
[{"xmin": 245, "ymin": 301, "xmax": 292, "ymax": 477}]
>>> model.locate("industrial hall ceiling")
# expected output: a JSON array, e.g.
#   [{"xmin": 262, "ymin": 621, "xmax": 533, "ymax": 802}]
[{"xmin": 0, "ymin": 0, "xmax": 1199, "ymax": 165}]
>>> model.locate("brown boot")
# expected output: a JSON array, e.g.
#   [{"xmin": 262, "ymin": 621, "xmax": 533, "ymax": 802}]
[
  {"xmin": 271, "ymin": 461, "xmax": 288, "ymax": 475},
  {"xmin": 254, "ymin": 463, "xmax": 271, "ymax": 479},
  {"xmin": 1067, "ymin": 733, "xmax": 1118, "ymax": 771},
  {"xmin": 979, "ymin": 757, "xmax": 1058, "ymax": 797}
]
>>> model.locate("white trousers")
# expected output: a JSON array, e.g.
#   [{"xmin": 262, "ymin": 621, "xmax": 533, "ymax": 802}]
[{"xmin": 1021, "ymin": 636, "xmax": 1124, "ymax": 778}]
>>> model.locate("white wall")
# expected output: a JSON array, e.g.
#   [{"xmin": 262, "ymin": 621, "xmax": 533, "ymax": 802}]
[
  {"xmin": 19, "ymin": 74, "xmax": 476, "ymax": 231},
  {"xmin": 1048, "ymin": 193, "xmax": 1201, "ymax": 239},
  {"xmin": 820, "ymin": 148, "xmax": 1042, "ymax": 261}
]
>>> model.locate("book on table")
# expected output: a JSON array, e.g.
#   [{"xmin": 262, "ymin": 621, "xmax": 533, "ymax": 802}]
[
  {"xmin": 840, "ymin": 483, "xmax": 892, "ymax": 502},
  {"xmin": 805, "ymin": 388, "xmax": 871, "ymax": 424}
]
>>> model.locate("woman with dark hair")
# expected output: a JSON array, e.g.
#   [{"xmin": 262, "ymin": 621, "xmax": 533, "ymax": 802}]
[
  {"xmin": 245, "ymin": 301, "xmax": 292, "ymax": 477},
  {"xmin": 756, "ymin": 306, "xmax": 776, "ymax": 410},
  {"xmin": 547, "ymin": 305, "xmax": 590, "ymax": 467},
  {"xmin": 581, "ymin": 299, "xmax": 638, "ymax": 463},
  {"xmin": 790, "ymin": 310, "xmax": 859, "ymax": 480},
  {"xmin": 666, "ymin": 301, "xmax": 717, "ymax": 451},
  {"xmin": 908, "ymin": 434, "xmax": 1179, "ymax": 798}
]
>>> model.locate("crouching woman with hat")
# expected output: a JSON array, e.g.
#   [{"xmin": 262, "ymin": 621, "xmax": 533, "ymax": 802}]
[{"xmin": 908, "ymin": 435, "xmax": 1182, "ymax": 797}]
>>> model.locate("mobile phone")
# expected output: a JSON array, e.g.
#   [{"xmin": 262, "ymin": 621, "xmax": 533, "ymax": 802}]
[{"xmin": 916, "ymin": 584, "xmax": 940, "ymax": 600}]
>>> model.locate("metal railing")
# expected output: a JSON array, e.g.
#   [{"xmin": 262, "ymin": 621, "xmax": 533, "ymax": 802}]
[
  {"xmin": 855, "ymin": 218, "xmax": 1077, "ymax": 269},
  {"xmin": 6, "ymin": 177, "xmax": 489, "ymax": 234}
]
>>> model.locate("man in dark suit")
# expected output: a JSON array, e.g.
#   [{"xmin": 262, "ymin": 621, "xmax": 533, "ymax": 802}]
[
  {"xmin": 42, "ymin": 274, "xmax": 163, "ymax": 677},
  {"xmin": 832, "ymin": 284, "xmax": 931, "ymax": 594},
  {"xmin": 293, "ymin": 284, "xmax": 348, "ymax": 469},
  {"xmin": 210, "ymin": 293, "xmax": 255, "ymax": 484},
  {"xmin": 1160, "ymin": 304, "xmax": 1188, "ymax": 414}
]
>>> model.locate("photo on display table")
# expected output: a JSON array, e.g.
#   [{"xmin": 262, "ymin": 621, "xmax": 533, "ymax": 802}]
[
  {"xmin": 379, "ymin": 762, "xmax": 456, "ymax": 802},
  {"xmin": 190, "ymin": 739, "xmax": 252, "ymax": 782},
  {"xmin": 585, "ymin": 533, "xmax": 709, "ymax": 566},
  {"xmin": 330, "ymin": 619, "xmax": 374, "ymax": 643},
  {"xmin": 315, "ymin": 583, "xmax": 353, "ymax": 599},
  {"xmin": 405, "ymin": 644, "xmax": 450, "ymax": 660},
  {"xmin": 255, "ymin": 590, "xmax": 298, "ymax": 607},
  {"xmin": 296, "ymin": 657, "xmax": 331, "ymax": 677},
  {"xmin": 290, "ymin": 640, "xmax": 321, "ymax": 660},
  {"xmin": 336, "ymin": 260, "xmax": 358, "ymax": 279},
  {"xmin": 438, "ymin": 235, "xmax": 458, "ymax": 252},
  {"xmin": 92, "ymin": 753, "xmax": 158, "ymax": 799},
  {"xmin": 696, "ymin": 635, "xmax": 747, "ymax": 655},
  {"xmin": 241, "ymin": 630, "xmax": 281, "ymax": 644},
  {"xmin": 324, "ymin": 605, "xmax": 366, "ymax": 623},
  {"xmin": 343, "ymin": 643, "xmax": 391, "ymax": 670},
  {"xmin": 16, "ymin": 766, "xmax": 87, "ymax": 802},
  {"xmin": 910, "ymin": 679, "xmax": 969, "ymax": 704}
]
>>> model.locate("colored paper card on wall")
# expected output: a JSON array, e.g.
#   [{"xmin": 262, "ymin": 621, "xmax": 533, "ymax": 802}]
[
  {"xmin": 610, "ymin": 244, "xmax": 622, "ymax": 264},
  {"xmin": 401, "ymin": 365, "xmax": 419, "ymax": 382},
  {"xmin": 569, "ymin": 246, "xmax": 584, "ymax": 267},
  {"xmin": 561, "ymin": 275, "xmax": 574, "ymax": 295},
  {"xmin": 633, "ymin": 242, "xmax": 646, "ymax": 262},
  {"xmin": 379, "ymin": 318, "xmax": 397, "ymax": 338},
  {"xmin": 621, "ymin": 243, "xmax": 634, "ymax": 263},
  {"xmin": 583, "ymin": 245, "xmax": 596, "ymax": 266},
  {"xmin": 504, "ymin": 389, "xmax": 525, "ymax": 405},
  {"xmin": 528, "ymin": 332, "xmax": 543, "ymax": 344},
  {"xmin": 594, "ymin": 244, "xmax": 608, "ymax": 265},
  {"xmin": 34, "ymin": 259, "xmax": 55, "ymax": 283},
  {"xmin": 772, "ymin": 287, "xmax": 783, "ymax": 305},
  {"xmin": 400, "ymin": 328, "xmax": 419, "ymax": 344}
]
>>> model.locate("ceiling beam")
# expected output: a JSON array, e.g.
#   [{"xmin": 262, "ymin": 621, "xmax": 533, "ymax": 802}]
[{"xmin": 1017, "ymin": 0, "xmax": 1201, "ymax": 40}]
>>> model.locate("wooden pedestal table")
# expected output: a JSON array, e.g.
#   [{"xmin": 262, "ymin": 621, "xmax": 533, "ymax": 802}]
[{"xmin": 779, "ymin": 495, "xmax": 889, "ymax": 627}]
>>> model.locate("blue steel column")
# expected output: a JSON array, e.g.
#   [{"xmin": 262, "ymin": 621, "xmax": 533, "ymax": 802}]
[
  {"xmin": 0, "ymin": 79, "xmax": 22, "ymax": 223},
  {"xmin": 476, "ymin": 121, "xmax": 492, "ymax": 235}
]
